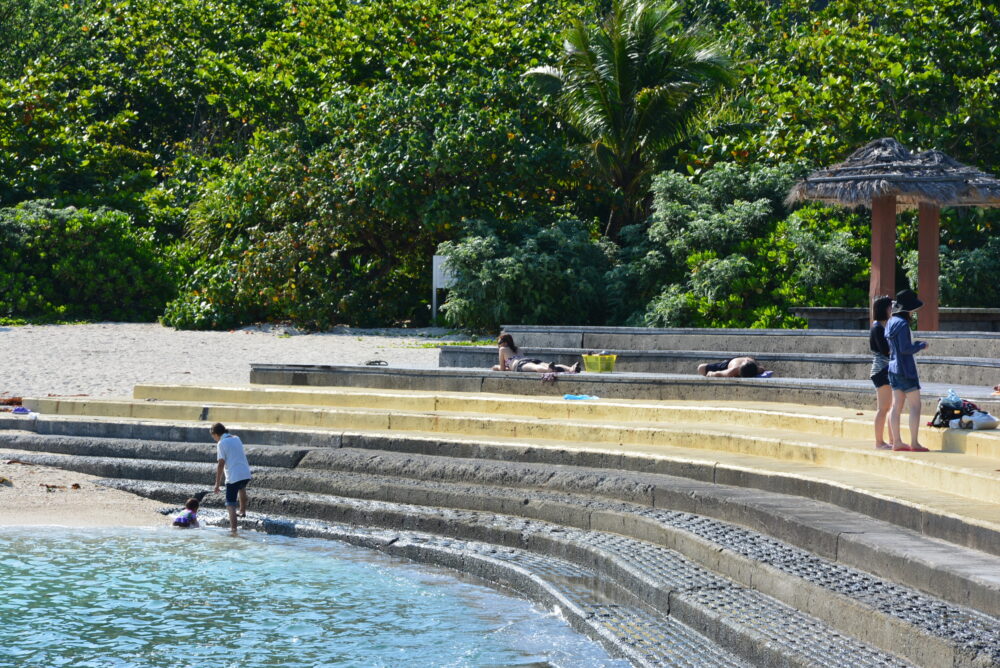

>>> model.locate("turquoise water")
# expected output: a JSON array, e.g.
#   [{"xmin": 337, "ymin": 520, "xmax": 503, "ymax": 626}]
[{"xmin": 0, "ymin": 527, "xmax": 626, "ymax": 668}]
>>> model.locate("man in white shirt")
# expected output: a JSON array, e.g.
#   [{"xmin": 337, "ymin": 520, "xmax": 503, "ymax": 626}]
[{"xmin": 211, "ymin": 422, "xmax": 252, "ymax": 534}]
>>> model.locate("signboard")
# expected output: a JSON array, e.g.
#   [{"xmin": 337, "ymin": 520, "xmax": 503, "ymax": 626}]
[
  {"xmin": 433, "ymin": 255, "xmax": 456, "ymax": 290},
  {"xmin": 432, "ymin": 255, "xmax": 456, "ymax": 321}
]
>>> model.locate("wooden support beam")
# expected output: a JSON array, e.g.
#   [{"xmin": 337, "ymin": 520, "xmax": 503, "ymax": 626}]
[
  {"xmin": 870, "ymin": 195, "xmax": 897, "ymax": 300},
  {"xmin": 918, "ymin": 202, "xmax": 941, "ymax": 331}
]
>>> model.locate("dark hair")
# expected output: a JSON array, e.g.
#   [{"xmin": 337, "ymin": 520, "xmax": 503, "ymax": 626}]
[
  {"xmin": 210, "ymin": 422, "xmax": 227, "ymax": 436},
  {"xmin": 871, "ymin": 295, "xmax": 892, "ymax": 322},
  {"xmin": 185, "ymin": 497, "xmax": 200, "ymax": 511},
  {"xmin": 497, "ymin": 333, "xmax": 518, "ymax": 354},
  {"xmin": 739, "ymin": 361, "xmax": 759, "ymax": 378}
]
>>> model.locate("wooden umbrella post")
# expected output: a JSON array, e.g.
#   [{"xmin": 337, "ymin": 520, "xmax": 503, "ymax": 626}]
[
  {"xmin": 918, "ymin": 202, "xmax": 941, "ymax": 331},
  {"xmin": 870, "ymin": 195, "xmax": 897, "ymax": 300}
]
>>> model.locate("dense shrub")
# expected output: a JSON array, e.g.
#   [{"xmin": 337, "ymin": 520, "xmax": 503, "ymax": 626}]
[
  {"xmin": 902, "ymin": 239, "xmax": 1000, "ymax": 309},
  {"xmin": 0, "ymin": 201, "xmax": 176, "ymax": 320},
  {"xmin": 611, "ymin": 163, "xmax": 869, "ymax": 328},
  {"xmin": 438, "ymin": 217, "xmax": 614, "ymax": 331}
]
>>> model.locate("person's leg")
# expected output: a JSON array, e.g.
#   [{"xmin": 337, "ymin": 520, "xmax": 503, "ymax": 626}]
[
  {"xmin": 238, "ymin": 487, "xmax": 248, "ymax": 518},
  {"xmin": 520, "ymin": 362, "xmax": 550, "ymax": 373},
  {"xmin": 905, "ymin": 389, "xmax": 927, "ymax": 450},
  {"xmin": 550, "ymin": 363, "xmax": 581, "ymax": 373},
  {"xmin": 225, "ymin": 481, "xmax": 240, "ymax": 532},
  {"xmin": 874, "ymin": 384, "xmax": 892, "ymax": 448},
  {"xmin": 889, "ymin": 388, "xmax": 908, "ymax": 450}
]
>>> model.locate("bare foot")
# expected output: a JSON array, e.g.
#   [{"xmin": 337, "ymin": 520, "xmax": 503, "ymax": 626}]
[
  {"xmin": 237, "ymin": 511, "xmax": 246, "ymax": 518},
  {"xmin": 892, "ymin": 444, "xmax": 912, "ymax": 451},
  {"xmin": 875, "ymin": 442, "xmax": 892, "ymax": 450},
  {"xmin": 910, "ymin": 444, "xmax": 929, "ymax": 452}
]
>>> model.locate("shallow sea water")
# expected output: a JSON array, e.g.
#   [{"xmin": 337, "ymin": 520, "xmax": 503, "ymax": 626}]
[{"xmin": 0, "ymin": 526, "xmax": 628, "ymax": 668}]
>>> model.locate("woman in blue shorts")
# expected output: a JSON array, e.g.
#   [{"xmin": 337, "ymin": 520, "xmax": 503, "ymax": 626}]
[{"xmin": 884, "ymin": 290, "xmax": 929, "ymax": 452}]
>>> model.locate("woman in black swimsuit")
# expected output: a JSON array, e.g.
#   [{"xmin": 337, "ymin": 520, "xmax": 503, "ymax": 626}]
[
  {"xmin": 869, "ymin": 295, "xmax": 894, "ymax": 450},
  {"xmin": 491, "ymin": 333, "xmax": 581, "ymax": 373}
]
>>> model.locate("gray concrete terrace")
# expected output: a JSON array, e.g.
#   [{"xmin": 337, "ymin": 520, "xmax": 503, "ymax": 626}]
[
  {"xmin": 499, "ymin": 324, "xmax": 1000, "ymax": 358},
  {"xmin": 440, "ymin": 345, "xmax": 1000, "ymax": 387},
  {"xmin": 248, "ymin": 363, "xmax": 1000, "ymax": 415}
]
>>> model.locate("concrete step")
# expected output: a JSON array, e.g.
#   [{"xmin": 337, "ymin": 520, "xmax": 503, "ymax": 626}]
[
  {"xmin": 500, "ymin": 325, "xmax": 1000, "ymax": 358},
  {"xmin": 246, "ymin": 364, "xmax": 1000, "ymax": 415},
  {"xmin": 126, "ymin": 384, "xmax": 1000, "ymax": 460},
  {"xmin": 18, "ymin": 395, "xmax": 1000, "ymax": 509},
  {"xmin": 440, "ymin": 345, "xmax": 1000, "ymax": 386},
  {"xmin": 5, "ymin": 408, "xmax": 1000, "ymax": 561},
  {"xmin": 0, "ymin": 431, "xmax": 309, "ymax": 467},
  {"xmin": 127, "ymin": 479, "xmax": 923, "ymax": 667},
  {"xmin": 3, "ymin": 448, "xmax": 996, "ymax": 667}
]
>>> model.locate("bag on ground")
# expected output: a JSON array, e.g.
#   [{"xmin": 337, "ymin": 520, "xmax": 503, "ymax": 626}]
[
  {"xmin": 932, "ymin": 391, "xmax": 965, "ymax": 427},
  {"xmin": 965, "ymin": 410, "xmax": 999, "ymax": 430}
]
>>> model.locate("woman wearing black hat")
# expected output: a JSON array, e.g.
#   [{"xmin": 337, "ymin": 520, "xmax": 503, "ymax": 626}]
[{"xmin": 884, "ymin": 289, "xmax": 930, "ymax": 452}]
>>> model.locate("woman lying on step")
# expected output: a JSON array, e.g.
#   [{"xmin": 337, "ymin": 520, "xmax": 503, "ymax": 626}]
[{"xmin": 492, "ymin": 333, "xmax": 581, "ymax": 373}]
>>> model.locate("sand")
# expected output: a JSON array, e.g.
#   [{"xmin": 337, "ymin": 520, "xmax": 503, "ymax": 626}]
[
  {"xmin": 0, "ymin": 322, "xmax": 467, "ymax": 527},
  {"xmin": 0, "ymin": 453, "xmax": 168, "ymax": 527},
  {"xmin": 0, "ymin": 322, "xmax": 459, "ymax": 399}
]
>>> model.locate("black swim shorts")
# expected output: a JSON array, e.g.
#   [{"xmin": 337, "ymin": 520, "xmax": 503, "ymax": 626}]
[
  {"xmin": 225, "ymin": 478, "xmax": 250, "ymax": 506},
  {"xmin": 703, "ymin": 359, "xmax": 732, "ymax": 373}
]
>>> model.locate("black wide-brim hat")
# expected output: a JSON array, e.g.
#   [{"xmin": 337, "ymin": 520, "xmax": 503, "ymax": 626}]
[{"xmin": 892, "ymin": 289, "xmax": 923, "ymax": 314}]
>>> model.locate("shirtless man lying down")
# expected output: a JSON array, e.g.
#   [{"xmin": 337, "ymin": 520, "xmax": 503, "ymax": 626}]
[{"xmin": 697, "ymin": 357, "xmax": 765, "ymax": 378}]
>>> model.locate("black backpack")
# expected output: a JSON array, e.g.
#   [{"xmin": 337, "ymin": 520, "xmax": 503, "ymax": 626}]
[{"xmin": 930, "ymin": 396, "xmax": 979, "ymax": 428}]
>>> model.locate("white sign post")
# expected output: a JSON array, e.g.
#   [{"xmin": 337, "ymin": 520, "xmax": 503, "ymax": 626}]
[{"xmin": 432, "ymin": 255, "xmax": 456, "ymax": 323}]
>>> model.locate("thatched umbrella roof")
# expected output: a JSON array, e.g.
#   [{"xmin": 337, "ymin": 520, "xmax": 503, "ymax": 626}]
[{"xmin": 787, "ymin": 138, "xmax": 1000, "ymax": 211}]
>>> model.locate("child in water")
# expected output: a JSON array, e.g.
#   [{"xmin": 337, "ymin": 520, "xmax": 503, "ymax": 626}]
[{"xmin": 172, "ymin": 497, "xmax": 201, "ymax": 528}]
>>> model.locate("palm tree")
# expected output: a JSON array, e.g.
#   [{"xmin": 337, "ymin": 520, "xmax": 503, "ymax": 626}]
[{"xmin": 525, "ymin": 0, "xmax": 734, "ymax": 242}]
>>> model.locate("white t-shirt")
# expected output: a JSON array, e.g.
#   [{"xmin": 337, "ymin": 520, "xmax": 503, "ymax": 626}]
[{"xmin": 217, "ymin": 433, "xmax": 252, "ymax": 484}]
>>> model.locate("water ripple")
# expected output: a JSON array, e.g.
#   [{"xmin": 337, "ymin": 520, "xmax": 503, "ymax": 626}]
[{"xmin": 0, "ymin": 527, "xmax": 627, "ymax": 668}]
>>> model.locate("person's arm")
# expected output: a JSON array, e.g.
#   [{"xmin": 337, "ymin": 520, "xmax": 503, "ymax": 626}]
[
  {"xmin": 707, "ymin": 367, "xmax": 740, "ymax": 378},
  {"xmin": 890, "ymin": 322, "xmax": 926, "ymax": 355},
  {"xmin": 498, "ymin": 347, "xmax": 512, "ymax": 371},
  {"xmin": 214, "ymin": 459, "xmax": 225, "ymax": 493},
  {"xmin": 190, "ymin": 516, "xmax": 200, "ymax": 528},
  {"xmin": 871, "ymin": 325, "xmax": 891, "ymax": 356}
]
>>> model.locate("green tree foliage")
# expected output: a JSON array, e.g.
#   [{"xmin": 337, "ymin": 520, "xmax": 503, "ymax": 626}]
[
  {"xmin": 5, "ymin": 0, "xmax": 1000, "ymax": 328},
  {"xmin": 613, "ymin": 163, "xmax": 869, "ymax": 328},
  {"xmin": 525, "ymin": 0, "xmax": 735, "ymax": 241},
  {"xmin": 162, "ymin": 75, "xmax": 598, "ymax": 329},
  {"xmin": 438, "ymin": 217, "xmax": 614, "ymax": 331},
  {"xmin": 0, "ymin": 0, "xmax": 285, "ymax": 216},
  {"xmin": 694, "ymin": 0, "xmax": 1000, "ymax": 173},
  {"xmin": 0, "ymin": 201, "xmax": 176, "ymax": 320}
]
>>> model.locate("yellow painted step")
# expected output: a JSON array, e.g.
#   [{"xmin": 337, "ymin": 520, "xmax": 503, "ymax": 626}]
[
  {"xmin": 23, "ymin": 396, "xmax": 1000, "ymax": 506},
  {"xmin": 132, "ymin": 384, "xmax": 1000, "ymax": 460}
]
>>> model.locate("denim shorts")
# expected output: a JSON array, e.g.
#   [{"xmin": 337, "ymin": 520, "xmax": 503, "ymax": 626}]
[
  {"xmin": 888, "ymin": 371, "xmax": 920, "ymax": 392},
  {"xmin": 225, "ymin": 478, "xmax": 250, "ymax": 506},
  {"xmin": 870, "ymin": 368, "xmax": 889, "ymax": 388}
]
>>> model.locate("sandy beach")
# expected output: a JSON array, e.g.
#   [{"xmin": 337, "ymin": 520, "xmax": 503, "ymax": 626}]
[{"xmin": 0, "ymin": 323, "xmax": 464, "ymax": 527}]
